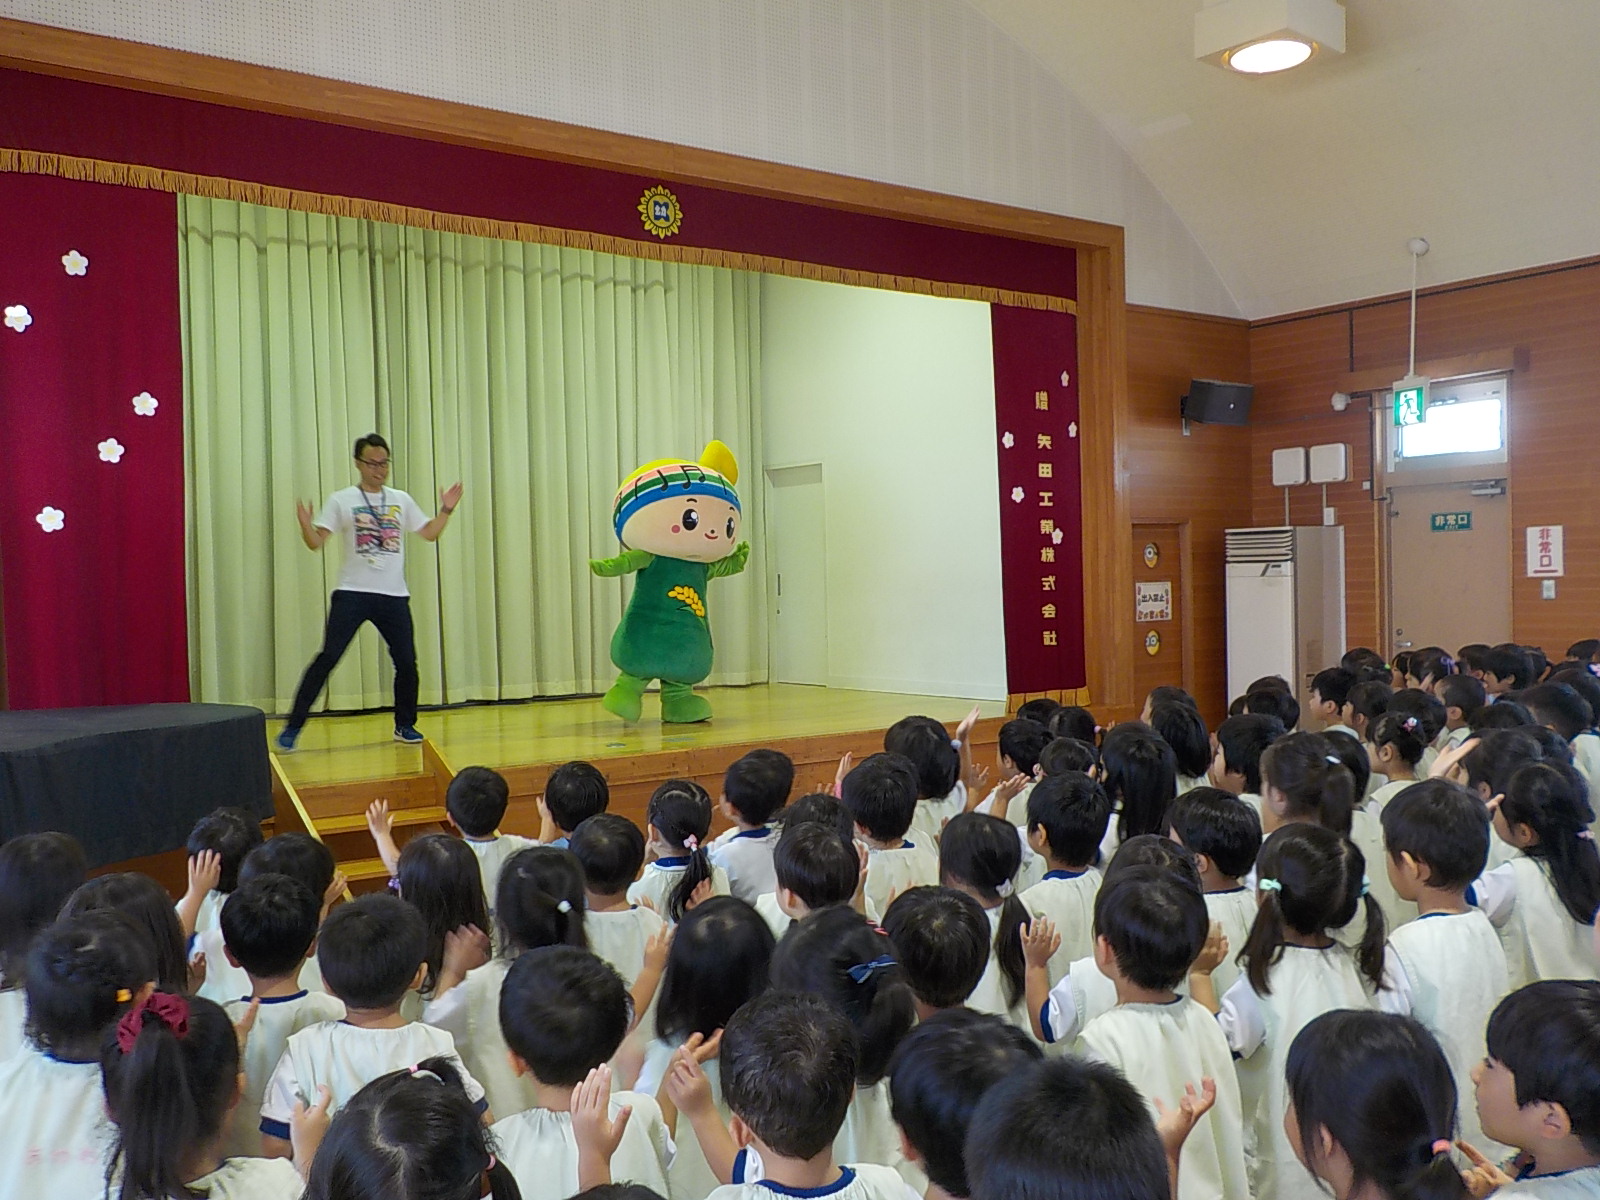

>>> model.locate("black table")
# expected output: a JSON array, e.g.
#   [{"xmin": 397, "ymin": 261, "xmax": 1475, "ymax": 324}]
[{"xmin": 0, "ymin": 704, "xmax": 272, "ymax": 867}]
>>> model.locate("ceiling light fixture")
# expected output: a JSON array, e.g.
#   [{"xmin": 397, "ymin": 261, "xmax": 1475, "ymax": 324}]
[{"xmin": 1195, "ymin": 0, "xmax": 1345, "ymax": 74}]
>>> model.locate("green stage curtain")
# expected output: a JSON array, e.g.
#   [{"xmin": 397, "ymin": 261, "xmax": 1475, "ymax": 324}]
[{"xmin": 179, "ymin": 196, "xmax": 766, "ymax": 714}]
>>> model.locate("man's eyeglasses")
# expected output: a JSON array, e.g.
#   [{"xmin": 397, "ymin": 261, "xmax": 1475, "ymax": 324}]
[{"xmin": 358, "ymin": 458, "xmax": 391, "ymax": 468}]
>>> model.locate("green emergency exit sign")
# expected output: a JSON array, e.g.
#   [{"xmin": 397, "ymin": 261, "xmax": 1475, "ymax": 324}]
[
  {"xmin": 1393, "ymin": 374, "xmax": 1429, "ymax": 426},
  {"xmin": 1431, "ymin": 511, "xmax": 1472, "ymax": 532}
]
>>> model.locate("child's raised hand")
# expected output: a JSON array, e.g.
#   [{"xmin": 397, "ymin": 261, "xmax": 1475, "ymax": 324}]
[
  {"xmin": 833, "ymin": 752, "xmax": 854, "ymax": 797},
  {"xmin": 188, "ymin": 951, "xmax": 208, "ymax": 994},
  {"xmin": 1430, "ymin": 737, "xmax": 1480, "ymax": 781},
  {"xmin": 1152, "ymin": 1077, "xmax": 1217, "ymax": 1162},
  {"xmin": 365, "ymin": 798, "xmax": 393, "ymax": 840},
  {"xmin": 1020, "ymin": 915, "xmax": 1060, "ymax": 968},
  {"xmin": 290, "ymin": 1085, "xmax": 333, "ymax": 1177},
  {"xmin": 955, "ymin": 705, "xmax": 982, "ymax": 747},
  {"xmin": 643, "ymin": 925, "xmax": 672, "ymax": 974},
  {"xmin": 187, "ymin": 849, "xmax": 223, "ymax": 898},
  {"xmin": 572, "ymin": 1064, "xmax": 631, "ymax": 1165},
  {"xmin": 636, "ymin": 892, "xmax": 658, "ymax": 915},
  {"xmin": 1457, "ymin": 1141, "xmax": 1514, "ymax": 1198},
  {"xmin": 1191, "ymin": 921, "xmax": 1229, "ymax": 975},
  {"xmin": 442, "ymin": 924, "xmax": 491, "ymax": 981},
  {"xmin": 233, "ymin": 997, "xmax": 261, "ymax": 1054},
  {"xmin": 685, "ymin": 878, "xmax": 715, "ymax": 913},
  {"xmin": 994, "ymin": 773, "xmax": 1030, "ymax": 807},
  {"xmin": 323, "ymin": 870, "xmax": 349, "ymax": 909},
  {"xmin": 681, "ymin": 1029, "xmax": 723, "ymax": 1064},
  {"xmin": 664, "ymin": 1042, "xmax": 716, "ymax": 1118}
]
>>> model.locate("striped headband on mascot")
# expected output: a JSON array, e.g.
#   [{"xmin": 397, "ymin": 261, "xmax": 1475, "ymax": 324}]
[{"xmin": 612, "ymin": 440, "xmax": 741, "ymax": 541}]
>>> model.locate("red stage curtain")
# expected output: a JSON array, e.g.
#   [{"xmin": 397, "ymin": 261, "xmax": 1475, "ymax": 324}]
[
  {"xmin": 0, "ymin": 173, "xmax": 188, "ymax": 707},
  {"xmin": 991, "ymin": 304, "xmax": 1086, "ymax": 692}
]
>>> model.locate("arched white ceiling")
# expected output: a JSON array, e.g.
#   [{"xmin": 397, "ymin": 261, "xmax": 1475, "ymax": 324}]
[{"xmin": 966, "ymin": 0, "xmax": 1600, "ymax": 316}]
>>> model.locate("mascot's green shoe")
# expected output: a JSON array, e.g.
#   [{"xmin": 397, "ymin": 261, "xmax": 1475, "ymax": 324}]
[
  {"xmin": 602, "ymin": 673, "xmax": 648, "ymax": 722},
  {"xmin": 660, "ymin": 682, "xmax": 713, "ymax": 724}
]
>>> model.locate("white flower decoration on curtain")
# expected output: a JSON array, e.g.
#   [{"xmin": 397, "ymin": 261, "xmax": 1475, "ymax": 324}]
[
  {"xmin": 1060, "ymin": 371, "xmax": 1071, "ymax": 387},
  {"xmin": 1051, "ymin": 528, "xmax": 1065, "ymax": 545},
  {"xmin": 1068, "ymin": 422, "xmax": 1079, "ymax": 438},
  {"xmin": 4, "ymin": 304, "xmax": 32, "ymax": 333},
  {"xmin": 36, "ymin": 506, "xmax": 65, "ymax": 533},
  {"xmin": 1011, "ymin": 487, "xmax": 1026, "ymax": 503},
  {"xmin": 1001, "ymin": 432, "xmax": 1015, "ymax": 449},
  {"xmin": 62, "ymin": 250, "xmax": 89, "ymax": 276},
  {"xmin": 98, "ymin": 438, "xmax": 125, "ymax": 464},
  {"xmin": 132, "ymin": 391, "xmax": 159, "ymax": 416}
]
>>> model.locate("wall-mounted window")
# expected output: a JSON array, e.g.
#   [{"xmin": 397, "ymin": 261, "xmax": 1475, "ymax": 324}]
[{"xmin": 1386, "ymin": 375, "xmax": 1508, "ymax": 473}]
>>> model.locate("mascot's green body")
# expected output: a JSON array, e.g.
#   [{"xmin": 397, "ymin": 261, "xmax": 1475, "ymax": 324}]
[{"xmin": 590, "ymin": 441, "xmax": 749, "ymax": 723}]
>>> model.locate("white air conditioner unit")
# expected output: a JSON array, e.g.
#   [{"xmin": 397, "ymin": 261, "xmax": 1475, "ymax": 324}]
[{"xmin": 1226, "ymin": 526, "xmax": 1346, "ymax": 713}]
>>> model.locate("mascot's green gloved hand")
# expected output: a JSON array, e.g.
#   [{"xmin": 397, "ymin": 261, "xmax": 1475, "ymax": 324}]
[{"xmin": 592, "ymin": 441, "xmax": 747, "ymax": 724}]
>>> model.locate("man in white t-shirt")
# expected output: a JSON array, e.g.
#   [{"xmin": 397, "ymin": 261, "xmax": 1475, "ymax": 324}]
[{"xmin": 277, "ymin": 434, "xmax": 462, "ymax": 750}]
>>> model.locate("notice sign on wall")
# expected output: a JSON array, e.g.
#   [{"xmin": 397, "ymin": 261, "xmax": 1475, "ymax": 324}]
[
  {"xmin": 1430, "ymin": 511, "xmax": 1472, "ymax": 532},
  {"xmin": 1135, "ymin": 580, "xmax": 1172, "ymax": 622},
  {"xmin": 1526, "ymin": 525, "xmax": 1565, "ymax": 577}
]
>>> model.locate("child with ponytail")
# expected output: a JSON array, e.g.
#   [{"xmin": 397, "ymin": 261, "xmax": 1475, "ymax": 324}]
[
  {"xmin": 770, "ymin": 906, "xmax": 920, "ymax": 1187},
  {"xmin": 628, "ymin": 779, "xmax": 730, "ymax": 921},
  {"xmin": 425, "ymin": 845, "xmax": 607, "ymax": 1120},
  {"xmin": 1196, "ymin": 823, "xmax": 1388, "ymax": 1200},
  {"xmin": 1475, "ymin": 762, "xmax": 1600, "ymax": 986},
  {"xmin": 0, "ymin": 831, "xmax": 88, "ymax": 1061},
  {"xmin": 1286, "ymin": 1010, "xmax": 1468, "ymax": 1200},
  {"xmin": 302, "ymin": 1057, "xmax": 523, "ymax": 1200},
  {"xmin": 939, "ymin": 813, "xmax": 1031, "ymax": 1030},
  {"xmin": 0, "ymin": 911, "xmax": 156, "ymax": 1197},
  {"xmin": 102, "ymin": 992, "xmax": 314, "ymax": 1199},
  {"xmin": 1369, "ymin": 712, "xmax": 1429, "ymax": 811}
]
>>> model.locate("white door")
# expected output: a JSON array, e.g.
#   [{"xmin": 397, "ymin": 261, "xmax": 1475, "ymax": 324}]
[{"xmin": 765, "ymin": 465, "xmax": 829, "ymax": 685}]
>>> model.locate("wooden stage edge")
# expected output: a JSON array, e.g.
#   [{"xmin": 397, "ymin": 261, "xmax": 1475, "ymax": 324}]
[{"xmin": 265, "ymin": 684, "xmax": 1012, "ymax": 887}]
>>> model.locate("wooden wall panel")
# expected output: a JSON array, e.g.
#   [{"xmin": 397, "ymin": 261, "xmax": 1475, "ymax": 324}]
[
  {"xmin": 1125, "ymin": 306, "xmax": 1252, "ymax": 725},
  {"xmin": 1248, "ymin": 258, "xmax": 1600, "ymax": 661}
]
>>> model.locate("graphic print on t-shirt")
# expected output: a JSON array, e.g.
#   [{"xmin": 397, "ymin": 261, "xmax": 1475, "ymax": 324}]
[{"xmin": 354, "ymin": 504, "xmax": 402, "ymax": 557}]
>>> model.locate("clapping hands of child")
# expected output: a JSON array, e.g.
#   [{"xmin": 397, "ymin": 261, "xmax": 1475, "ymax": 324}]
[
  {"xmin": 572, "ymin": 1065, "xmax": 631, "ymax": 1190},
  {"xmin": 1020, "ymin": 914, "xmax": 1060, "ymax": 967},
  {"xmin": 290, "ymin": 1084, "xmax": 333, "ymax": 1180},
  {"xmin": 1153, "ymin": 1079, "xmax": 1218, "ymax": 1164}
]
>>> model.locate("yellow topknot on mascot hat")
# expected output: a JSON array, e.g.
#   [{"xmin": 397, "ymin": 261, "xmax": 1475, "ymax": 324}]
[{"xmin": 611, "ymin": 440, "xmax": 740, "ymax": 541}]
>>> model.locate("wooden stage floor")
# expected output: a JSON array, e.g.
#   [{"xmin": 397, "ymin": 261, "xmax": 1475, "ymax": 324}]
[{"xmin": 275, "ymin": 683, "xmax": 1007, "ymax": 790}]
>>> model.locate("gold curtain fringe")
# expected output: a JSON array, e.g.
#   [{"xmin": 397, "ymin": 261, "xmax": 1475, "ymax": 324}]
[{"xmin": 0, "ymin": 147, "xmax": 1074, "ymax": 315}]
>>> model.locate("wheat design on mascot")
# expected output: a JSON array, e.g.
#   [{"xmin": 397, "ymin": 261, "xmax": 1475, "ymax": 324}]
[{"xmin": 590, "ymin": 441, "xmax": 750, "ymax": 723}]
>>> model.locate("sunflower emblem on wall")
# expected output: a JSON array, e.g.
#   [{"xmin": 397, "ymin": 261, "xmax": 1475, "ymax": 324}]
[{"xmin": 638, "ymin": 185, "xmax": 684, "ymax": 239}]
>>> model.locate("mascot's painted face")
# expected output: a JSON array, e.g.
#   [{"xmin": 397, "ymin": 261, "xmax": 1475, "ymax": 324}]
[{"xmin": 612, "ymin": 442, "xmax": 742, "ymax": 564}]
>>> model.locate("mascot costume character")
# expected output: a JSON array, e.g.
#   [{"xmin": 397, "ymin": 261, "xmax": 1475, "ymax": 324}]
[{"xmin": 590, "ymin": 440, "xmax": 750, "ymax": 723}]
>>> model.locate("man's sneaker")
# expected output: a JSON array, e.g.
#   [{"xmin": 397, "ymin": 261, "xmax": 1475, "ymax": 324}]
[
  {"xmin": 274, "ymin": 726, "xmax": 301, "ymax": 754},
  {"xmin": 394, "ymin": 725, "xmax": 425, "ymax": 745}
]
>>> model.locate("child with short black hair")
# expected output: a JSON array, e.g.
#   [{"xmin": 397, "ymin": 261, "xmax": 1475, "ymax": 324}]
[
  {"xmin": 1019, "ymin": 772, "xmax": 1109, "ymax": 985},
  {"xmin": 571, "ymin": 814, "xmax": 669, "ymax": 989},
  {"xmin": 1246, "ymin": 685, "xmax": 1302, "ymax": 732},
  {"xmin": 0, "ymin": 911, "xmax": 155, "ymax": 1197},
  {"xmin": 1210, "ymin": 713, "xmax": 1286, "ymax": 812},
  {"xmin": 220, "ymin": 873, "xmax": 345, "ymax": 1157},
  {"xmin": 842, "ymin": 754, "xmax": 940, "ymax": 920},
  {"xmin": 668, "ymin": 990, "xmax": 911, "ymax": 1200},
  {"xmin": 1048, "ymin": 705, "xmax": 1098, "ymax": 744},
  {"xmin": 1484, "ymin": 645, "xmax": 1535, "ymax": 696},
  {"xmin": 0, "ymin": 831, "xmax": 87, "ymax": 1061},
  {"xmin": 1376, "ymin": 779, "xmax": 1510, "ymax": 1158},
  {"xmin": 1167, "ymin": 786, "xmax": 1262, "ymax": 996},
  {"xmin": 541, "ymin": 761, "xmax": 611, "ymax": 849},
  {"xmin": 940, "ymin": 813, "xmax": 1030, "ymax": 1029},
  {"xmin": 1286, "ymin": 1010, "xmax": 1469, "ymax": 1200},
  {"xmin": 880, "ymin": 887, "xmax": 990, "ymax": 1018},
  {"xmin": 427, "ymin": 846, "xmax": 603, "ymax": 1121},
  {"xmin": 1345, "ymin": 680, "xmax": 1395, "ymax": 747},
  {"xmin": 1078, "ymin": 867, "xmax": 1250, "ymax": 1200},
  {"xmin": 771, "ymin": 908, "xmax": 919, "ymax": 1185},
  {"xmin": 759, "ymin": 821, "xmax": 861, "ymax": 939},
  {"xmin": 447, "ymin": 765, "xmax": 538, "ymax": 907},
  {"xmin": 1438, "ymin": 674, "xmax": 1489, "ymax": 749},
  {"xmin": 1201, "ymin": 823, "xmax": 1387, "ymax": 1200},
  {"xmin": 1467, "ymin": 980, "xmax": 1600, "ymax": 1195},
  {"xmin": 1036, "ymin": 737, "xmax": 1099, "ymax": 779},
  {"xmin": 1407, "ymin": 646, "xmax": 1457, "ymax": 691},
  {"xmin": 302, "ymin": 1057, "xmax": 523, "ymax": 1200},
  {"xmin": 492, "ymin": 946, "xmax": 673, "ymax": 1200},
  {"xmin": 1150, "ymin": 701, "xmax": 1211, "ymax": 795},
  {"xmin": 629, "ymin": 779, "xmax": 732, "ymax": 921},
  {"xmin": 783, "ymin": 791, "xmax": 859, "ymax": 844},
  {"xmin": 260, "ymin": 893, "xmax": 486, "ymax": 1154},
  {"xmin": 103, "ymin": 991, "xmax": 310, "ymax": 1198},
  {"xmin": 1311, "ymin": 667, "xmax": 1359, "ymax": 736},
  {"xmin": 963, "ymin": 1056, "xmax": 1171, "ymax": 1200},
  {"xmin": 1016, "ymin": 698, "xmax": 1061, "ymax": 727},
  {"xmin": 983, "ymin": 719, "xmax": 1051, "ymax": 827},
  {"xmin": 888, "ymin": 1009, "xmax": 1043, "ymax": 1200},
  {"xmin": 710, "ymin": 748, "xmax": 795, "ymax": 903},
  {"xmin": 1474, "ymin": 762, "xmax": 1600, "ymax": 987},
  {"xmin": 182, "ymin": 806, "xmax": 265, "ymax": 937},
  {"xmin": 885, "ymin": 715, "xmax": 968, "ymax": 848}
]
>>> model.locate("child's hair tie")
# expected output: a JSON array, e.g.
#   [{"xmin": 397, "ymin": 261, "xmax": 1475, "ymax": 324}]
[
  {"xmin": 1579, "ymin": 830, "xmax": 1595, "ymax": 842},
  {"xmin": 683, "ymin": 834, "xmax": 699, "ymax": 852},
  {"xmin": 1258, "ymin": 878, "xmax": 1282, "ymax": 893},
  {"xmin": 995, "ymin": 879, "xmax": 1014, "ymax": 898},
  {"xmin": 1430, "ymin": 1139, "xmax": 1452, "ymax": 1157},
  {"xmin": 115, "ymin": 991, "xmax": 190, "ymax": 1053},
  {"xmin": 1360, "ymin": 876, "xmax": 1371, "ymax": 897},
  {"xmin": 556, "ymin": 899, "xmax": 573, "ymax": 913},
  {"xmin": 408, "ymin": 1064, "xmax": 443, "ymax": 1083},
  {"xmin": 846, "ymin": 956, "xmax": 897, "ymax": 983},
  {"xmin": 1401, "ymin": 716, "xmax": 1419, "ymax": 732},
  {"xmin": 114, "ymin": 988, "xmax": 132, "ymax": 1004},
  {"xmin": 1324, "ymin": 754, "xmax": 1340, "ymax": 765}
]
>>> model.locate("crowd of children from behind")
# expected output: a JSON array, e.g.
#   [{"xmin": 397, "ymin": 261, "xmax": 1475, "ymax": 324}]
[{"xmin": 2, "ymin": 635, "xmax": 1599, "ymax": 1199}]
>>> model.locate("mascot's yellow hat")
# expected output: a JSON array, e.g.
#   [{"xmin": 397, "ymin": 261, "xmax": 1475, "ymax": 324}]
[{"xmin": 611, "ymin": 441, "xmax": 740, "ymax": 539}]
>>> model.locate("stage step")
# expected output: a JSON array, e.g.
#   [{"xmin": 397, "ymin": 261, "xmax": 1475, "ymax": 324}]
[
  {"xmin": 340, "ymin": 857, "xmax": 394, "ymax": 895},
  {"xmin": 314, "ymin": 805, "xmax": 450, "ymax": 837}
]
